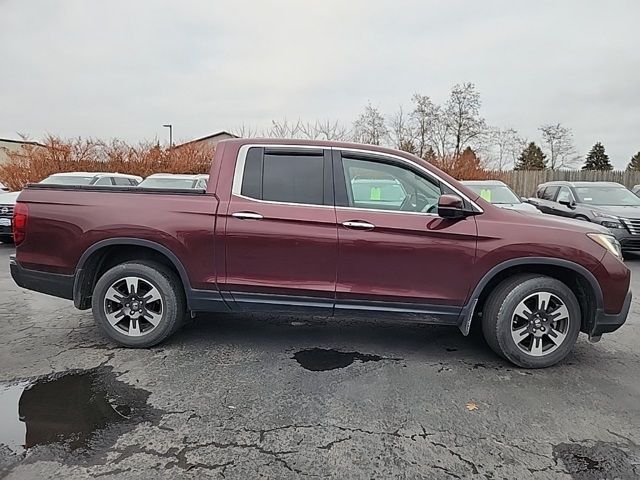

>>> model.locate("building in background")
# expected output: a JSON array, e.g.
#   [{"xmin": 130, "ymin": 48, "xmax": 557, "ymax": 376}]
[
  {"xmin": 175, "ymin": 130, "xmax": 238, "ymax": 151},
  {"xmin": 0, "ymin": 138, "xmax": 43, "ymax": 165}
]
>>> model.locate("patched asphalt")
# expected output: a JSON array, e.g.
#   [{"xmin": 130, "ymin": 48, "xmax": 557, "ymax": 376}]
[{"xmin": 0, "ymin": 243, "xmax": 638, "ymax": 479}]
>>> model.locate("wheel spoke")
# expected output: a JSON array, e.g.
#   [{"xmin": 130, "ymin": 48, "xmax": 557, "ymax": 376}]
[
  {"xmin": 549, "ymin": 304, "xmax": 569, "ymax": 322},
  {"xmin": 125, "ymin": 277, "xmax": 139, "ymax": 296},
  {"xmin": 536, "ymin": 292, "xmax": 552, "ymax": 312},
  {"xmin": 513, "ymin": 302, "xmax": 532, "ymax": 319},
  {"xmin": 143, "ymin": 286, "xmax": 161, "ymax": 304},
  {"xmin": 128, "ymin": 319, "xmax": 141, "ymax": 336},
  {"xmin": 105, "ymin": 287, "xmax": 123, "ymax": 304},
  {"xmin": 144, "ymin": 310, "xmax": 162, "ymax": 327},
  {"xmin": 531, "ymin": 337, "xmax": 544, "ymax": 356},
  {"xmin": 512, "ymin": 325, "xmax": 531, "ymax": 343},
  {"xmin": 547, "ymin": 328, "xmax": 567, "ymax": 346},
  {"xmin": 106, "ymin": 310, "xmax": 124, "ymax": 326}
]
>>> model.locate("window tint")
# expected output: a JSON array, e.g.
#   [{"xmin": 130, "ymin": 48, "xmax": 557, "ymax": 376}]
[
  {"xmin": 94, "ymin": 177, "xmax": 113, "ymax": 186},
  {"xmin": 341, "ymin": 157, "xmax": 441, "ymax": 213},
  {"xmin": 540, "ymin": 186, "xmax": 559, "ymax": 201},
  {"xmin": 113, "ymin": 177, "xmax": 133, "ymax": 186},
  {"xmin": 240, "ymin": 148, "xmax": 325, "ymax": 205},
  {"xmin": 556, "ymin": 187, "xmax": 573, "ymax": 204}
]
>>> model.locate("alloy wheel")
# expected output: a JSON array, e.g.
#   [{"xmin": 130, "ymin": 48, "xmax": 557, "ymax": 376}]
[
  {"xmin": 103, "ymin": 276, "xmax": 163, "ymax": 337},
  {"xmin": 510, "ymin": 291, "xmax": 570, "ymax": 357}
]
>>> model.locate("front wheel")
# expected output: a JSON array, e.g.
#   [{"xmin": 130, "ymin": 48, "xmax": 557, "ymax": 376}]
[
  {"xmin": 482, "ymin": 275, "xmax": 581, "ymax": 368},
  {"xmin": 91, "ymin": 261, "xmax": 186, "ymax": 347}
]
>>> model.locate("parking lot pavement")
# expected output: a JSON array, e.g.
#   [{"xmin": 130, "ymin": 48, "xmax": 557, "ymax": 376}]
[{"xmin": 0, "ymin": 243, "xmax": 639, "ymax": 479}]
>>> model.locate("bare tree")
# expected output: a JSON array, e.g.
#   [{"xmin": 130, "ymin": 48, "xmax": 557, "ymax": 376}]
[
  {"xmin": 390, "ymin": 105, "xmax": 417, "ymax": 153},
  {"xmin": 232, "ymin": 124, "xmax": 261, "ymax": 138},
  {"xmin": 409, "ymin": 94, "xmax": 438, "ymax": 158},
  {"xmin": 484, "ymin": 127, "xmax": 525, "ymax": 170},
  {"xmin": 353, "ymin": 103, "xmax": 388, "ymax": 146},
  {"xmin": 300, "ymin": 119, "xmax": 351, "ymax": 141},
  {"xmin": 445, "ymin": 83, "xmax": 487, "ymax": 157},
  {"xmin": 539, "ymin": 123, "xmax": 579, "ymax": 169}
]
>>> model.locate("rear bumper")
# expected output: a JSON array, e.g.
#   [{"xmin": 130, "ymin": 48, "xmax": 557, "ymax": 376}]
[
  {"xmin": 10, "ymin": 255, "xmax": 74, "ymax": 300},
  {"xmin": 591, "ymin": 290, "xmax": 631, "ymax": 339}
]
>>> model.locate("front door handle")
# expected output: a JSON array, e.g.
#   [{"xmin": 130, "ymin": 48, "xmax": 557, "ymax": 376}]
[
  {"xmin": 342, "ymin": 220, "xmax": 375, "ymax": 230},
  {"xmin": 232, "ymin": 212, "xmax": 263, "ymax": 220}
]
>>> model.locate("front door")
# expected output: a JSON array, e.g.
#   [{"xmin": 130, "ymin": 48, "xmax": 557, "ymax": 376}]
[
  {"xmin": 224, "ymin": 146, "xmax": 337, "ymax": 313},
  {"xmin": 333, "ymin": 150, "xmax": 478, "ymax": 323}
]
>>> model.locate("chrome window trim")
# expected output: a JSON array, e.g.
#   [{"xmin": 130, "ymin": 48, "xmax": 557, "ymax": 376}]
[{"xmin": 231, "ymin": 143, "xmax": 483, "ymax": 213}]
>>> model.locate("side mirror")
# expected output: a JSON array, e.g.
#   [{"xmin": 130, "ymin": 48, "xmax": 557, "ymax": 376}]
[
  {"xmin": 437, "ymin": 194, "xmax": 466, "ymax": 219},
  {"xmin": 559, "ymin": 199, "xmax": 575, "ymax": 208}
]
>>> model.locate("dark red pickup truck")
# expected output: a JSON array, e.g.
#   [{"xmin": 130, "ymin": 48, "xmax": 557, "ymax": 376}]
[{"xmin": 10, "ymin": 139, "xmax": 631, "ymax": 368}]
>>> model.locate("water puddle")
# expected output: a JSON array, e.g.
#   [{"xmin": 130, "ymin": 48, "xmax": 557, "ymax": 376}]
[
  {"xmin": 293, "ymin": 348, "xmax": 387, "ymax": 371},
  {"xmin": 0, "ymin": 367, "xmax": 156, "ymax": 453},
  {"xmin": 553, "ymin": 441, "xmax": 639, "ymax": 480}
]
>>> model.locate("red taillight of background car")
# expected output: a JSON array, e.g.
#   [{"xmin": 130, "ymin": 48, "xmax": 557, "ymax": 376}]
[{"xmin": 13, "ymin": 202, "xmax": 28, "ymax": 246}]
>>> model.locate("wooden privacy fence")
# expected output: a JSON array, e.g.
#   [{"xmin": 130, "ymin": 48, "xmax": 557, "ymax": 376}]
[{"xmin": 488, "ymin": 170, "xmax": 640, "ymax": 196}]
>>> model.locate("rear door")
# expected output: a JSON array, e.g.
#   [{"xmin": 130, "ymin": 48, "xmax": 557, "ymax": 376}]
[
  {"xmin": 332, "ymin": 149, "xmax": 478, "ymax": 322},
  {"xmin": 554, "ymin": 186, "xmax": 577, "ymax": 218},
  {"xmin": 535, "ymin": 186, "xmax": 560, "ymax": 214},
  {"xmin": 223, "ymin": 146, "xmax": 337, "ymax": 313}
]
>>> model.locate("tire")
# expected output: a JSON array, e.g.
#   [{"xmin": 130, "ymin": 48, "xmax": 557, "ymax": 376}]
[
  {"xmin": 0, "ymin": 235, "xmax": 14, "ymax": 244},
  {"xmin": 482, "ymin": 274, "xmax": 581, "ymax": 368},
  {"xmin": 91, "ymin": 261, "xmax": 186, "ymax": 348},
  {"xmin": 574, "ymin": 215, "xmax": 589, "ymax": 222}
]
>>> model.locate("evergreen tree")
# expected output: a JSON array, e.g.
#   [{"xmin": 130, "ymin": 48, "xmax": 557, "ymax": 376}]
[
  {"xmin": 582, "ymin": 142, "xmax": 613, "ymax": 170},
  {"xmin": 627, "ymin": 151, "xmax": 640, "ymax": 171},
  {"xmin": 514, "ymin": 142, "xmax": 546, "ymax": 170}
]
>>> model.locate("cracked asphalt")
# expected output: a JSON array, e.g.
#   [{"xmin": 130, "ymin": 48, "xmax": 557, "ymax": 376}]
[{"xmin": 1, "ymin": 242, "xmax": 639, "ymax": 479}]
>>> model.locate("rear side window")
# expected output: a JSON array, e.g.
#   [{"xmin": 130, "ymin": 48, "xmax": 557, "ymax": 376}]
[
  {"xmin": 113, "ymin": 177, "xmax": 133, "ymax": 186},
  {"xmin": 94, "ymin": 177, "xmax": 113, "ymax": 186},
  {"xmin": 540, "ymin": 186, "xmax": 559, "ymax": 201},
  {"xmin": 240, "ymin": 148, "xmax": 325, "ymax": 205}
]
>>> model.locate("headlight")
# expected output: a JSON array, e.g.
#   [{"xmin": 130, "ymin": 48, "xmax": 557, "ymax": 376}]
[
  {"xmin": 601, "ymin": 220, "xmax": 625, "ymax": 229},
  {"xmin": 587, "ymin": 233, "xmax": 623, "ymax": 259}
]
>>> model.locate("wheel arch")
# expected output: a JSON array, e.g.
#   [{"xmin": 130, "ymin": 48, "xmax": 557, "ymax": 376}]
[
  {"xmin": 73, "ymin": 238, "xmax": 192, "ymax": 310},
  {"xmin": 459, "ymin": 257, "xmax": 603, "ymax": 336}
]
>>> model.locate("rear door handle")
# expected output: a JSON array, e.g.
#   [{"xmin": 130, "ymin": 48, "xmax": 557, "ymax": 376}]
[
  {"xmin": 342, "ymin": 220, "xmax": 375, "ymax": 230},
  {"xmin": 232, "ymin": 212, "xmax": 263, "ymax": 220}
]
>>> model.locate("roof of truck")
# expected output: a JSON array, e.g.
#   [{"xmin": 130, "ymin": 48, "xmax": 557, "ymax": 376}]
[
  {"xmin": 47, "ymin": 172, "xmax": 142, "ymax": 179},
  {"xmin": 539, "ymin": 181, "xmax": 625, "ymax": 188}
]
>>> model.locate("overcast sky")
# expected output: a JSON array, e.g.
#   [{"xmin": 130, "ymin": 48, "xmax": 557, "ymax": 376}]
[{"xmin": 1, "ymin": 0, "xmax": 639, "ymax": 167}]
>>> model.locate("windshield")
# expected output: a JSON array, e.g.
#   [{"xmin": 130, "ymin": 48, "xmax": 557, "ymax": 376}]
[
  {"xmin": 465, "ymin": 184, "xmax": 521, "ymax": 204},
  {"xmin": 139, "ymin": 178, "xmax": 199, "ymax": 189},
  {"xmin": 574, "ymin": 187, "xmax": 640, "ymax": 206},
  {"xmin": 40, "ymin": 175, "xmax": 95, "ymax": 185}
]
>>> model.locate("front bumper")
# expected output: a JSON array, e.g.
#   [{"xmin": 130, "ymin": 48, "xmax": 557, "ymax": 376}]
[
  {"xmin": 590, "ymin": 290, "xmax": 632, "ymax": 340},
  {"xmin": 608, "ymin": 228, "xmax": 640, "ymax": 251},
  {"xmin": 10, "ymin": 255, "xmax": 74, "ymax": 300}
]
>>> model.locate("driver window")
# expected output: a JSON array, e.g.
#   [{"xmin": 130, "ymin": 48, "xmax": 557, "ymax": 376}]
[
  {"xmin": 341, "ymin": 157, "xmax": 441, "ymax": 213},
  {"xmin": 556, "ymin": 187, "xmax": 573, "ymax": 204}
]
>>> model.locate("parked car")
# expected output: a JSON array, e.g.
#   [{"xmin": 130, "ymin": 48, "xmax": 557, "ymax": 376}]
[
  {"xmin": 40, "ymin": 172, "xmax": 142, "ymax": 186},
  {"xmin": 0, "ymin": 191, "xmax": 20, "ymax": 243},
  {"xmin": 461, "ymin": 180, "xmax": 540, "ymax": 213},
  {"xmin": 10, "ymin": 139, "xmax": 630, "ymax": 368},
  {"xmin": 631, "ymin": 185, "xmax": 640, "ymax": 196},
  {"xmin": 138, "ymin": 173, "xmax": 209, "ymax": 190},
  {"xmin": 528, "ymin": 181, "xmax": 640, "ymax": 252},
  {"xmin": 0, "ymin": 181, "xmax": 9, "ymax": 192}
]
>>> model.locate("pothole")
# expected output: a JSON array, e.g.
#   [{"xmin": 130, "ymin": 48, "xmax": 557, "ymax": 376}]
[
  {"xmin": 293, "ymin": 348, "xmax": 394, "ymax": 371},
  {"xmin": 553, "ymin": 441, "xmax": 639, "ymax": 480},
  {"xmin": 0, "ymin": 366, "xmax": 160, "ymax": 454}
]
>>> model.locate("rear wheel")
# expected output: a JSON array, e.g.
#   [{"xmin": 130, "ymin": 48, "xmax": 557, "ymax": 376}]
[
  {"xmin": 482, "ymin": 275, "xmax": 581, "ymax": 368},
  {"xmin": 91, "ymin": 261, "xmax": 186, "ymax": 347},
  {"xmin": 0, "ymin": 235, "xmax": 13, "ymax": 244}
]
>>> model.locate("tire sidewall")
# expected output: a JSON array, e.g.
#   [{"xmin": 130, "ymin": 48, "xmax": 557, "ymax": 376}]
[
  {"xmin": 92, "ymin": 263, "xmax": 181, "ymax": 347},
  {"xmin": 495, "ymin": 278, "xmax": 581, "ymax": 368}
]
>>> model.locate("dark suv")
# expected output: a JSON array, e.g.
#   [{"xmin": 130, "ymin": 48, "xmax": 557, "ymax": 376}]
[{"xmin": 529, "ymin": 181, "xmax": 640, "ymax": 252}]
